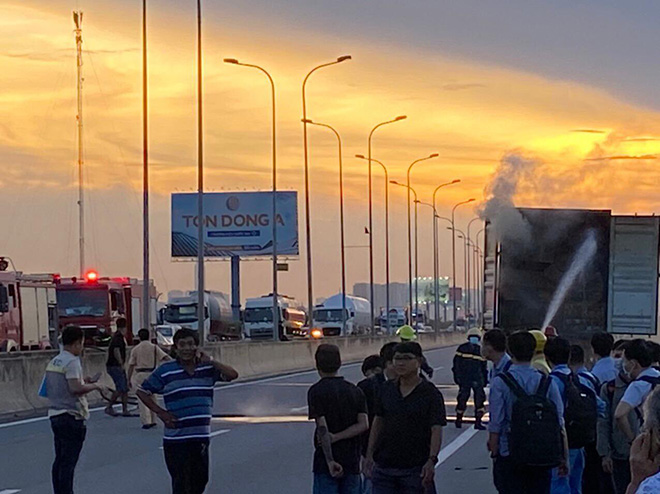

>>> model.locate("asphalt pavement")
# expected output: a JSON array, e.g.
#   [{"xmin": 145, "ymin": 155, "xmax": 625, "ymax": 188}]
[{"xmin": 0, "ymin": 344, "xmax": 496, "ymax": 493}]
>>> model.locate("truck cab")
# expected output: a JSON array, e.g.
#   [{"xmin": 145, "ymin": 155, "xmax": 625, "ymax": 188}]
[{"xmin": 244, "ymin": 295, "xmax": 307, "ymax": 340}]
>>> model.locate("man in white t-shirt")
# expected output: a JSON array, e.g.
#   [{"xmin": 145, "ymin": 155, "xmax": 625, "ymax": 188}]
[{"xmin": 40, "ymin": 325, "xmax": 104, "ymax": 494}]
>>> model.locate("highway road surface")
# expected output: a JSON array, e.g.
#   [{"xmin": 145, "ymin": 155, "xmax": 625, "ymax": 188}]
[{"xmin": 0, "ymin": 345, "xmax": 496, "ymax": 493}]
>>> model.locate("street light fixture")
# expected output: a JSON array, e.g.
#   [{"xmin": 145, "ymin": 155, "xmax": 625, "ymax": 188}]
[
  {"xmin": 304, "ymin": 119, "xmax": 347, "ymax": 335},
  {"xmin": 301, "ymin": 55, "xmax": 352, "ymax": 329},
  {"xmin": 365, "ymin": 116, "xmax": 406, "ymax": 332},
  {"xmin": 357, "ymin": 154, "xmax": 392, "ymax": 332},
  {"xmin": 451, "ymin": 198, "xmax": 475, "ymax": 330},
  {"xmin": 224, "ymin": 58, "xmax": 279, "ymax": 341}
]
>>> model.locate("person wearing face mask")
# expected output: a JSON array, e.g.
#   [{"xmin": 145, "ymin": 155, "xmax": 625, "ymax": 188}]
[
  {"xmin": 615, "ymin": 340, "xmax": 660, "ymax": 448},
  {"xmin": 598, "ymin": 342, "xmax": 634, "ymax": 494},
  {"xmin": 452, "ymin": 328, "xmax": 488, "ymax": 430}
]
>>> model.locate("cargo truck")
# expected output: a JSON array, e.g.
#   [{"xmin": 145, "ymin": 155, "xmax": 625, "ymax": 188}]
[
  {"xmin": 483, "ymin": 208, "xmax": 660, "ymax": 339},
  {"xmin": 243, "ymin": 294, "xmax": 307, "ymax": 340}
]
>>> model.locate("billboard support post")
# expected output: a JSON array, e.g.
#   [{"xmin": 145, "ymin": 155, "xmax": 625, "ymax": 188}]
[{"xmin": 231, "ymin": 256, "xmax": 241, "ymax": 327}]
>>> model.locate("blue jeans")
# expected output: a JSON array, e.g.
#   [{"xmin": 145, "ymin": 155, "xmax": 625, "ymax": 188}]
[
  {"xmin": 551, "ymin": 448, "xmax": 585, "ymax": 494},
  {"xmin": 372, "ymin": 465, "xmax": 437, "ymax": 494},
  {"xmin": 314, "ymin": 473, "xmax": 361, "ymax": 494},
  {"xmin": 360, "ymin": 474, "xmax": 372, "ymax": 494}
]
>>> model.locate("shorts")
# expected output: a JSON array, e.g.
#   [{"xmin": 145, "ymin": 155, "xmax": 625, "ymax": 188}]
[{"xmin": 107, "ymin": 366, "xmax": 128, "ymax": 393}]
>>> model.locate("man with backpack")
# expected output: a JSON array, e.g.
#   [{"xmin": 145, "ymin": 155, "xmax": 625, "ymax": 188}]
[
  {"xmin": 488, "ymin": 331, "xmax": 567, "ymax": 494},
  {"xmin": 590, "ymin": 332, "xmax": 617, "ymax": 385},
  {"xmin": 481, "ymin": 329, "xmax": 511, "ymax": 383},
  {"xmin": 569, "ymin": 345, "xmax": 607, "ymax": 494},
  {"xmin": 545, "ymin": 338, "xmax": 598, "ymax": 494},
  {"xmin": 614, "ymin": 339, "xmax": 660, "ymax": 444},
  {"xmin": 597, "ymin": 341, "xmax": 633, "ymax": 494}
]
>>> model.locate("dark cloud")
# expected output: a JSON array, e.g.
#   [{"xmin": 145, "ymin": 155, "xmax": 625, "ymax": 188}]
[
  {"xmin": 622, "ymin": 137, "xmax": 659, "ymax": 142},
  {"xmin": 570, "ymin": 129, "xmax": 606, "ymax": 134}
]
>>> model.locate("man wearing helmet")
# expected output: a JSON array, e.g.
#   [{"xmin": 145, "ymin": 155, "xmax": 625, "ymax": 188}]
[
  {"xmin": 452, "ymin": 328, "xmax": 488, "ymax": 430},
  {"xmin": 396, "ymin": 325, "xmax": 434, "ymax": 379}
]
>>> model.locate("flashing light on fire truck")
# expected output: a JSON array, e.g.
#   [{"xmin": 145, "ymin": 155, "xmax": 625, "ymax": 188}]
[{"xmin": 85, "ymin": 270, "xmax": 99, "ymax": 283}]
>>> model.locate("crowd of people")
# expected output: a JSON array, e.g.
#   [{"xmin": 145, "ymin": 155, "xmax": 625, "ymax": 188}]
[
  {"xmin": 39, "ymin": 321, "xmax": 660, "ymax": 494},
  {"xmin": 481, "ymin": 328, "xmax": 660, "ymax": 494}
]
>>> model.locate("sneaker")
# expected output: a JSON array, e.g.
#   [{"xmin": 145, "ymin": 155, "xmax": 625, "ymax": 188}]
[
  {"xmin": 105, "ymin": 407, "xmax": 118, "ymax": 417},
  {"xmin": 474, "ymin": 422, "xmax": 486, "ymax": 431},
  {"xmin": 142, "ymin": 423, "xmax": 157, "ymax": 430},
  {"xmin": 455, "ymin": 418, "xmax": 463, "ymax": 429}
]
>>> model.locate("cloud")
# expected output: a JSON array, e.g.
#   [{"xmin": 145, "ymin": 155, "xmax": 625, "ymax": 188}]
[
  {"xmin": 584, "ymin": 155, "xmax": 657, "ymax": 161},
  {"xmin": 570, "ymin": 129, "xmax": 606, "ymax": 134}
]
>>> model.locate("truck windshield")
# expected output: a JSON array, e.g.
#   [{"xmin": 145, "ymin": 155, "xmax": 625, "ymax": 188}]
[
  {"xmin": 314, "ymin": 309, "xmax": 347, "ymax": 322},
  {"xmin": 244, "ymin": 307, "xmax": 274, "ymax": 323},
  {"xmin": 164, "ymin": 305, "xmax": 198, "ymax": 323},
  {"xmin": 57, "ymin": 289, "xmax": 107, "ymax": 317}
]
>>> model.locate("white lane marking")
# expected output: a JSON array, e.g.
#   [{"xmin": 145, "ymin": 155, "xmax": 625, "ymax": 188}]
[
  {"xmin": 290, "ymin": 406, "xmax": 308, "ymax": 413},
  {"xmin": 435, "ymin": 427, "xmax": 481, "ymax": 468},
  {"xmin": 433, "ymin": 366, "xmax": 444, "ymax": 371},
  {"xmin": 0, "ymin": 490, "xmax": 21, "ymax": 493},
  {"xmin": 0, "ymin": 346, "xmax": 454, "ymax": 429},
  {"xmin": 159, "ymin": 429, "xmax": 230, "ymax": 449}
]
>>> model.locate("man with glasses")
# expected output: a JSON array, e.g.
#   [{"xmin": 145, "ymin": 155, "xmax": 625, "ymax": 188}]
[{"xmin": 364, "ymin": 342, "xmax": 446, "ymax": 493}]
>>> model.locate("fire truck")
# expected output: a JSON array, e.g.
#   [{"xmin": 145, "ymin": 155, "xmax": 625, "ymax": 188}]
[
  {"xmin": 0, "ymin": 267, "xmax": 58, "ymax": 352},
  {"xmin": 55, "ymin": 271, "xmax": 157, "ymax": 347}
]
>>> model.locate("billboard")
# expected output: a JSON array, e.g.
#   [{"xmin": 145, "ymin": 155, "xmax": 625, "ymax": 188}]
[{"xmin": 171, "ymin": 192, "xmax": 299, "ymax": 258}]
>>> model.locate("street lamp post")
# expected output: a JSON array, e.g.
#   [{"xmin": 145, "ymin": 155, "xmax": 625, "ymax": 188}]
[
  {"xmin": 451, "ymin": 199, "xmax": 475, "ymax": 330},
  {"xmin": 405, "ymin": 154, "xmax": 438, "ymax": 323},
  {"xmin": 195, "ymin": 0, "xmax": 205, "ymax": 340},
  {"xmin": 302, "ymin": 55, "xmax": 351, "ymax": 329},
  {"xmin": 456, "ymin": 229, "xmax": 469, "ymax": 327},
  {"xmin": 304, "ymin": 119, "xmax": 347, "ymax": 335},
  {"xmin": 466, "ymin": 217, "xmax": 481, "ymax": 322},
  {"xmin": 431, "ymin": 179, "xmax": 460, "ymax": 329},
  {"xmin": 476, "ymin": 228, "xmax": 485, "ymax": 325},
  {"xmin": 224, "ymin": 58, "xmax": 279, "ymax": 341},
  {"xmin": 357, "ymin": 154, "xmax": 392, "ymax": 333},
  {"xmin": 365, "ymin": 117, "xmax": 406, "ymax": 332},
  {"xmin": 391, "ymin": 180, "xmax": 420, "ymax": 327},
  {"xmin": 415, "ymin": 200, "xmax": 437, "ymax": 328}
]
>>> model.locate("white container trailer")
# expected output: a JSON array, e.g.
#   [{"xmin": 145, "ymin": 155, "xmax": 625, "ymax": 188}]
[{"xmin": 313, "ymin": 294, "xmax": 371, "ymax": 336}]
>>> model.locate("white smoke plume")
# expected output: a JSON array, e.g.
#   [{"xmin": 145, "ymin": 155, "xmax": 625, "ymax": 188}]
[{"xmin": 477, "ymin": 152, "xmax": 539, "ymax": 245}]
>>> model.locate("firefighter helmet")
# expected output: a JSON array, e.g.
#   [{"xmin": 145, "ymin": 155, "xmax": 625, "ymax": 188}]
[
  {"xmin": 396, "ymin": 325, "xmax": 417, "ymax": 341},
  {"xmin": 529, "ymin": 329, "xmax": 547, "ymax": 352},
  {"xmin": 467, "ymin": 328, "xmax": 482, "ymax": 339}
]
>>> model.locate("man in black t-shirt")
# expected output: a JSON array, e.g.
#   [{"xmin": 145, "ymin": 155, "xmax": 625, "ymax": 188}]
[
  {"xmin": 365, "ymin": 342, "xmax": 447, "ymax": 494},
  {"xmin": 105, "ymin": 317, "xmax": 129, "ymax": 416},
  {"xmin": 308, "ymin": 344, "xmax": 369, "ymax": 494}
]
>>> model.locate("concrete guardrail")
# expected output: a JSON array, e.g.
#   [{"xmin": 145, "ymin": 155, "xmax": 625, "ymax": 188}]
[{"xmin": 0, "ymin": 331, "xmax": 466, "ymax": 421}]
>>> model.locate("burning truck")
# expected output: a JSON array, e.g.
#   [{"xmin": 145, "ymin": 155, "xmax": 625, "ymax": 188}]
[{"xmin": 483, "ymin": 208, "xmax": 660, "ymax": 339}]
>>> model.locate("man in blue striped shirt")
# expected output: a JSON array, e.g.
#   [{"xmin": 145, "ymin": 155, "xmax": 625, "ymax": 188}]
[{"xmin": 137, "ymin": 328, "xmax": 238, "ymax": 494}]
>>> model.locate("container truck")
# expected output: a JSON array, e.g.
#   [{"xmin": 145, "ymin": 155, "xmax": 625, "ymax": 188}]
[
  {"xmin": 312, "ymin": 294, "xmax": 371, "ymax": 336},
  {"xmin": 243, "ymin": 294, "xmax": 307, "ymax": 340},
  {"xmin": 161, "ymin": 290, "xmax": 241, "ymax": 342},
  {"xmin": 483, "ymin": 208, "xmax": 660, "ymax": 340}
]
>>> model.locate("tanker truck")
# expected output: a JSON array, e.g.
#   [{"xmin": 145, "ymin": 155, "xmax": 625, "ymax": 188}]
[
  {"xmin": 312, "ymin": 294, "xmax": 371, "ymax": 336},
  {"xmin": 161, "ymin": 290, "xmax": 241, "ymax": 342}
]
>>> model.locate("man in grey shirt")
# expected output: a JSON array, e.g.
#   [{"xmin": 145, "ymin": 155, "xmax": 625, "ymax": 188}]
[{"xmin": 40, "ymin": 325, "xmax": 104, "ymax": 494}]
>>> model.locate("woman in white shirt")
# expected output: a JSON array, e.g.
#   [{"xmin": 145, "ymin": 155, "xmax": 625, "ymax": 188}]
[{"xmin": 627, "ymin": 387, "xmax": 660, "ymax": 493}]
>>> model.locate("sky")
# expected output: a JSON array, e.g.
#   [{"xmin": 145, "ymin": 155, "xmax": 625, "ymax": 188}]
[{"xmin": 1, "ymin": 0, "xmax": 660, "ymax": 305}]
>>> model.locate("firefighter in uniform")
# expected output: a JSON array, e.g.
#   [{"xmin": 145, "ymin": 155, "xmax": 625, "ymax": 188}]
[{"xmin": 452, "ymin": 328, "xmax": 487, "ymax": 430}]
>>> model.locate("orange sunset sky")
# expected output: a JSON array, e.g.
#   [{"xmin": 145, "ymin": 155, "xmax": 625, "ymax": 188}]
[{"xmin": 1, "ymin": 0, "xmax": 659, "ymax": 302}]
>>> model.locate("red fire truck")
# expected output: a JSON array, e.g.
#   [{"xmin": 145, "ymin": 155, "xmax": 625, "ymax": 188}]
[{"xmin": 56, "ymin": 271, "xmax": 156, "ymax": 347}]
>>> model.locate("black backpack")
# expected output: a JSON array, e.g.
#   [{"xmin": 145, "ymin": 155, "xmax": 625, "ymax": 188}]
[
  {"xmin": 633, "ymin": 375, "xmax": 660, "ymax": 423},
  {"xmin": 499, "ymin": 372, "xmax": 563, "ymax": 467},
  {"xmin": 551, "ymin": 372, "xmax": 598, "ymax": 449}
]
